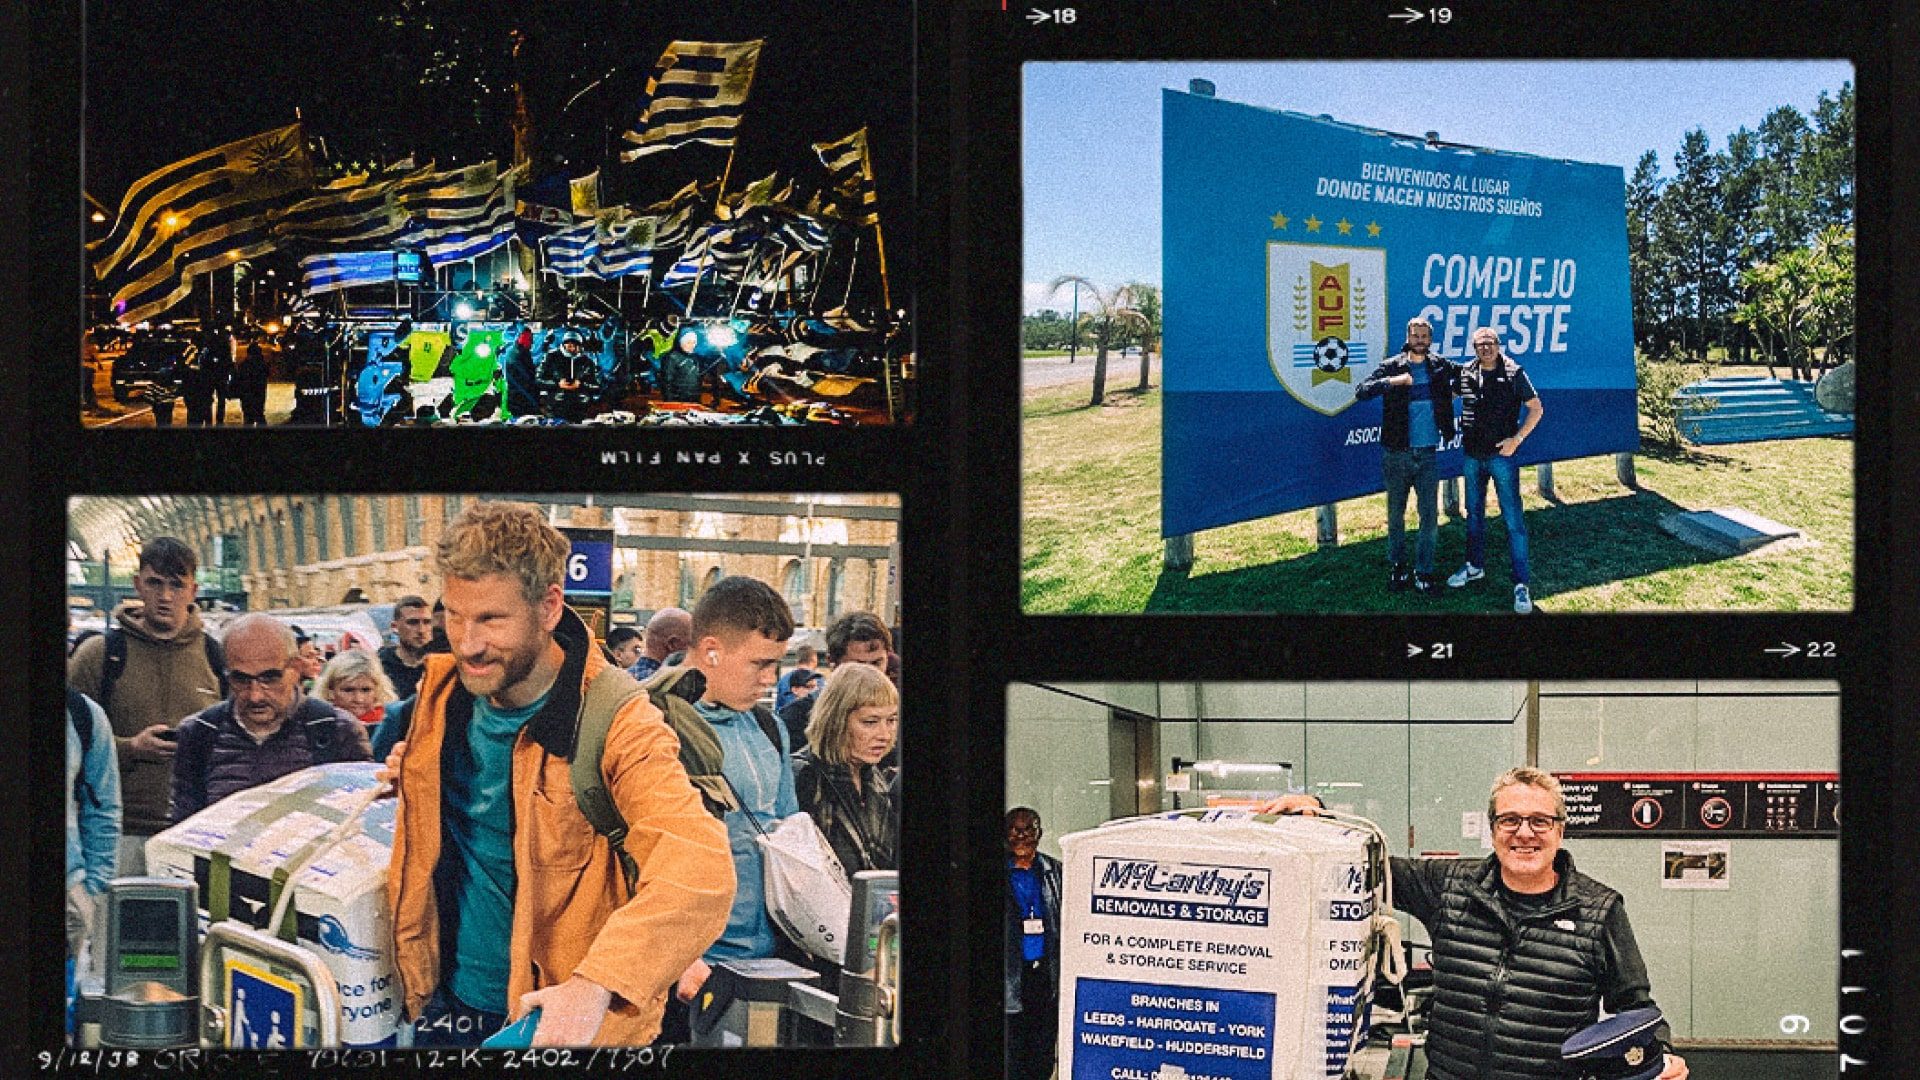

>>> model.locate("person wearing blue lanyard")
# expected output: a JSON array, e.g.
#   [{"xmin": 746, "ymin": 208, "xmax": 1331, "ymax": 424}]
[{"xmin": 1005, "ymin": 807, "xmax": 1063, "ymax": 1080}]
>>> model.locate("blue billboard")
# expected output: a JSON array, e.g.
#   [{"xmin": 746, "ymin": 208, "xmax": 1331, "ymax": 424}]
[{"xmin": 1162, "ymin": 89, "xmax": 1637, "ymax": 537}]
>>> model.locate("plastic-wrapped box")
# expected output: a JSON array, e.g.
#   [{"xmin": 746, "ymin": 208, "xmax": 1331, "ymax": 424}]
[
  {"xmin": 145, "ymin": 763, "xmax": 399, "ymax": 1047},
  {"xmin": 1058, "ymin": 810, "xmax": 1374, "ymax": 1080}
]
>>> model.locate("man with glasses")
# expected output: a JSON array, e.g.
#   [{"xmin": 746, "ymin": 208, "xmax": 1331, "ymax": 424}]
[
  {"xmin": 1004, "ymin": 807, "xmax": 1063, "ymax": 1080},
  {"xmin": 1447, "ymin": 326, "xmax": 1545, "ymax": 613},
  {"xmin": 1267, "ymin": 768, "xmax": 1686, "ymax": 1079},
  {"xmin": 68, "ymin": 536, "xmax": 228, "ymax": 874},
  {"xmin": 169, "ymin": 614, "xmax": 370, "ymax": 822}
]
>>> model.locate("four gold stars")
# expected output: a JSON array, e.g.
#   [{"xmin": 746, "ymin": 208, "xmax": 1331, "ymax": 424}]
[{"xmin": 1268, "ymin": 211, "xmax": 1384, "ymax": 239}]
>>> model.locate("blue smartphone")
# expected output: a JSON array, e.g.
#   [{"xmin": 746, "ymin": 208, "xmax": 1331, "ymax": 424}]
[{"xmin": 480, "ymin": 1008, "xmax": 540, "ymax": 1049}]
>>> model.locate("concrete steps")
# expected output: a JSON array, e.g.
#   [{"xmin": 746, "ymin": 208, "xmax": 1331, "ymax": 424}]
[{"xmin": 1673, "ymin": 376, "xmax": 1854, "ymax": 445}]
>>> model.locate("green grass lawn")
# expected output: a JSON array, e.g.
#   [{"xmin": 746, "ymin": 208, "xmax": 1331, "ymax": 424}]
[{"xmin": 1021, "ymin": 382, "xmax": 1853, "ymax": 614}]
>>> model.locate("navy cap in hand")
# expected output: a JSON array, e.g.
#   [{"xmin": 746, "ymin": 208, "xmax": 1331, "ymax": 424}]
[{"xmin": 1561, "ymin": 1007, "xmax": 1666, "ymax": 1080}]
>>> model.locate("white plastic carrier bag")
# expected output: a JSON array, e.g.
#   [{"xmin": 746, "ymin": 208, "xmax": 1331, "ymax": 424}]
[{"xmin": 756, "ymin": 811, "xmax": 855, "ymax": 965}]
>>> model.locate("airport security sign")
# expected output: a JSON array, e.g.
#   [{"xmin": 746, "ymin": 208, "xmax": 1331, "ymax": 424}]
[{"xmin": 1162, "ymin": 89, "xmax": 1638, "ymax": 536}]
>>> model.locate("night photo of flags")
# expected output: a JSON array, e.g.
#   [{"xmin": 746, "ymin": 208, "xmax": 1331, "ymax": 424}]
[{"xmin": 81, "ymin": 1, "xmax": 913, "ymax": 429}]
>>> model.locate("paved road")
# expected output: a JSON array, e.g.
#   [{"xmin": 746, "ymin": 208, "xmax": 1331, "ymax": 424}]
[
  {"xmin": 1023, "ymin": 350, "xmax": 1159, "ymax": 392},
  {"xmin": 83, "ymin": 363, "xmax": 300, "ymax": 428}
]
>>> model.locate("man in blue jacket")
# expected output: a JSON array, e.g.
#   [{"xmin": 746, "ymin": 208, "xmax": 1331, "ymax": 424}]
[{"xmin": 66, "ymin": 690, "xmax": 121, "ymax": 1028}]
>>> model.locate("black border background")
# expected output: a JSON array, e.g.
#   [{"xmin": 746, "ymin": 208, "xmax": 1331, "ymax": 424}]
[
  {"xmin": 960, "ymin": 1, "xmax": 1917, "ymax": 1077},
  {"xmin": 16, "ymin": 0, "xmax": 959, "ymax": 1077},
  {"xmin": 8, "ymin": 0, "xmax": 1920, "ymax": 1078}
]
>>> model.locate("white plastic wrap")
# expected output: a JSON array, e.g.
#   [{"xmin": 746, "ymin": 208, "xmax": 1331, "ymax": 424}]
[{"xmin": 1057, "ymin": 810, "xmax": 1374, "ymax": 1080}]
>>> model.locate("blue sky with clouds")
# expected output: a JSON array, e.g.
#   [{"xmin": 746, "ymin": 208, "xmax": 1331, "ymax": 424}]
[{"xmin": 1023, "ymin": 60, "xmax": 1853, "ymax": 313}]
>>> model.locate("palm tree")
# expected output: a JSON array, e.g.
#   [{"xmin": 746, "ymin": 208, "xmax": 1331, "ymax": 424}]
[
  {"xmin": 1124, "ymin": 281, "xmax": 1161, "ymax": 392},
  {"xmin": 1048, "ymin": 276, "xmax": 1147, "ymax": 406}
]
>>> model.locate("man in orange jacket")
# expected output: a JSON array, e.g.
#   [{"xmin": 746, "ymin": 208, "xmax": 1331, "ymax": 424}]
[{"xmin": 385, "ymin": 502, "xmax": 734, "ymax": 1047}]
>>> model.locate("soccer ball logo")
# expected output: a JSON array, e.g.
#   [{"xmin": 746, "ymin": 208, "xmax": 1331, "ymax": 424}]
[{"xmin": 1313, "ymin": 336, "xmax": 1350, "ymax": 374}]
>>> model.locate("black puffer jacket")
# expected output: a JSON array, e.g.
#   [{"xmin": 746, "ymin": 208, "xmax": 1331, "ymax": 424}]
[
  {"xmin": 170, "ymin": 697, "xmax": 372, "ymax": 822},
  {"xmin": 1355, "ymin": 351, "xmax": 1459, "ymax": 451},
  {"xmin": 1393, "ymin": 851, "xmax": 1669, "ymax": 1080}
]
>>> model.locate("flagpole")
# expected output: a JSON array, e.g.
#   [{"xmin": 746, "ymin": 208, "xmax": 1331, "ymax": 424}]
[
  {"xmin": 839, "ymin": 233, "xmax": 862, "ymax": 311},
  {"xmin": 807, "ymin": 240, "xmax": 833, "ymax": 313},
  {"xmin": 715, "ymin": 146, "xmax": 739, "ymax": 215},
  {"xmin": 729, "ymin": 237, "xmax": 768, "ymax": 317},
  {"xmin": 859, "ymin": 133, "xmax": 891, "ymax": 312},
  {"xmin": 872, "ymin": 221, "xmax": 892, "ymax": 312}
]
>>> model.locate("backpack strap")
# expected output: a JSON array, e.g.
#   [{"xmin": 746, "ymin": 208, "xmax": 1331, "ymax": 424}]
[
  {"xmin": 99, "ymin": 628, "xmax": 129, "ymax": 710},
  {"xmin": 203, "ymin": 634, "xmax": 228, "ymax": 698},
  {"xmin": 751, "ymin": 704, "xmax": 784, "ymax": 754},
  {"xmin": 99, "ymin": 625, "xmax": 227, "ymax": 705},
  {"xmin": 67, "ymin": 690, "xmax": 96, "ymax": 809},
  {"xmin": 572, "ymin": 665, "xmax": 650, "ymax": 893},
  {"xmin": 642, "ymin": 667, "xmax": 740, "ymax": 820}
]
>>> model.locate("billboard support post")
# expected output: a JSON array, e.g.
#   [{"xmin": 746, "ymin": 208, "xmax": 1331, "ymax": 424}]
[
  {"xmin": 1316, "ymin": 505, "xmax": 1338, "ymax": 549},
  {"xmin": 1164, "ymin": 533, "xmax": 1193, "ymax": 571},
  {"xmin": 1615, "ymin": 452, "xmax": 1640, "ymax": 490}
]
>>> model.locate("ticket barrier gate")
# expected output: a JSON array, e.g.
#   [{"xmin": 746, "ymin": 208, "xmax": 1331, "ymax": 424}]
[
  {"xmin": 686, "ymin": 869, "xmax": 901, "ymax": 1049},
  {"xmin": 833, "ymin": 868, "xmax": 900, "ymax": 1047},
  {"xmin": 198, "ymin": 921, "xmax": 342, "ymax": 1049},
  {"xmin": 74, "ymin": 879, "xmax": 200, "ymax": 1049},
  {"xmin": 691, "ymin": 957, "xmax": 824, "ymax": 1047},
  {"xmin": 75, "ymin": 879, "xmax": 356, "ymax": 1050}
]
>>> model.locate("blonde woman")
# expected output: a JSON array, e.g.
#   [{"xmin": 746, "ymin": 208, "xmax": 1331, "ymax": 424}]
[
  {"xmin": 313, "ymin": 648, "xmax": 398, "ymax": 727},
  {"xmin": 794, "ymin": 662, "xmax": 899, "ymax": 879}
]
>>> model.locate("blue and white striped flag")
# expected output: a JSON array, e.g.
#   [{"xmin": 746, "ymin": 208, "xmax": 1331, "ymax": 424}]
[
  {"xmin": 660, "ymin": 222, "xmax": 765, "ymax": 289},
  {"xmin": 811, "ymin": 127, "xmax": 879, "ymax": 227},
  {"xmin": 273, "ymin": 165, "xmax": 434, "ymax": 248},
  {"xmin": 619, "ymin": 40, "xmax": 763, "ymax": 161},
  {"xmin": 94, "ymin": 124, "xmax": 316, "ymax": 324},
  {"xmin": 592, "ymin": 214, "xmax": 661, "ymax": 279},
  {"xmin": 299, "ymin": 250, "xmax": 416, "ymax": 295},
  {"xmin": 542, "ymin": 220, "xmax": 602, "ymax": 279}
]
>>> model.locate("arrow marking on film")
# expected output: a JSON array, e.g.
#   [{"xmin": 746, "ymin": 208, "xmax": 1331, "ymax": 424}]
[
  {"xmin": 1390, "ymin": 7, "xmax": 1425, "ymax": 23},
  {"xmin": 1764, "ymin": 643, "xmax": 1802, "ymax": 657}
]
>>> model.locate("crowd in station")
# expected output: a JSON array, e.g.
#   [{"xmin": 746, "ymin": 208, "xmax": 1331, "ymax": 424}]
[{"xmin": 66, "ymin": 506, "xmax": 900, "ymax": 1047}]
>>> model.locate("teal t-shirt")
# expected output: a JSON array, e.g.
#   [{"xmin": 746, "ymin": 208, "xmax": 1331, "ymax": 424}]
[{"xmin": 443, "ymin": 689, "xmax": 548, "ymax": 1012}]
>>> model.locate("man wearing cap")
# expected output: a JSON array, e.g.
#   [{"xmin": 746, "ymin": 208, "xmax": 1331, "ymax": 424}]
[
  {"xmin": 1268, "ymin": 768, "xmax": 1686, "ymax": 1079},
  {"xmin": 1355, "ymin": 316, "xmax": 1460, "ymax": 595}
]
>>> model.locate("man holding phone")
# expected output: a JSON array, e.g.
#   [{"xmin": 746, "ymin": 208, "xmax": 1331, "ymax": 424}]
[{"xmin": 67, "ymin": 536, "xmax": 227, "ymax": 875}]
